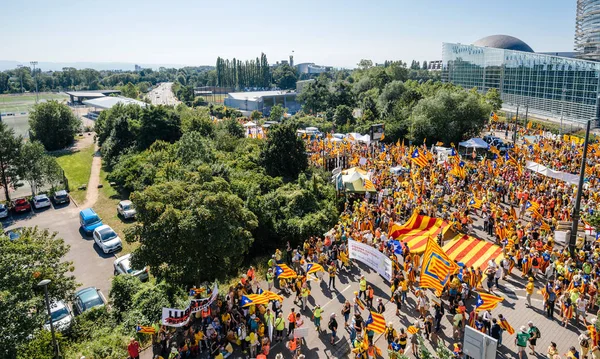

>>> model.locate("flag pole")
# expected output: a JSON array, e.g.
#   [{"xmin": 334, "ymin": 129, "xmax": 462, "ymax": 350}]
[{"xmin": 569, "ymin": 119, "xmax": 592, "ymax": 258}]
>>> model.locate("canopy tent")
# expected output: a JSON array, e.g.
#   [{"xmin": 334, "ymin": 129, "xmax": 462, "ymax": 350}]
[
  {"xmin": 388, "ymin": 212, "xmax": 447, "ymax": 253},
  {"xmin": 336, "ymin": 167, "xmax": 376, "ymax": 193},
  {"xmin": 526, "ymin": 161, "xmax": 579, "ymax": 185},
  {"xmin": 346, "ymin": 132, "xmax": 371, "ymax": 145},
  {"xmin": 390, "ymin": 166, "xmax": 409, "ymax": 175},
  {"xmin": 243, "ymin": 121, "xmax": 258, "ymax": 127},
  {"xmin": 458, "ymin": 138, "xmax": 490, "ymax": 149},
  {"xmin": 442, "ymin": 233, "xmax": 504, "ymax": 270}
]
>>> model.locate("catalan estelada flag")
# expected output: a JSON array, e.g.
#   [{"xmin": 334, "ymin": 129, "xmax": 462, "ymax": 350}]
[
  {"xmin": 306, "ymin": 262, "xmax": 324, "ymax": 274},
  {"xmin": 275, "ymin": 264, "xmax": 297, "ymax": 279},
  {"xmin": 468, "ymin": 197, "xmax": 483, "ymax": 209},
  {"xmin": 411, "ymin": 148, "xmax": 429, "ymax": 168},
  {"xmin": 388, "ymin": 212, "xmax": 446, "ymax": 254},
  {"xmin": 498, "ymin": 317, "xmax": 515, "ymax": 335},
  {"xmin": 364, "ymin": 178, "xmax": 376, "ymax": 191},
  {"xmin": 474, "ymin": 292, "xmax": 504, "ymax": 312},
  {"xmin": 262, "ymin": 290, "xmax": 283, "ymax": 302},
  {"xmin": 136, "ymin": 325, "xmax": 156, "ymax": 334},
  {"xmin": 241, "ymin": 294, "xmax": 270, "ymax": 307},
  {"xmin": 525, "ymin": 200, "xmax": 540, "ymax": 212},
  {"xmin": 420, "ymin": 237, "xmax": 459, "ymax": 294},
  {"xmin": 365, "ymin": 311, "xmax": 386, "ymax": 334}
]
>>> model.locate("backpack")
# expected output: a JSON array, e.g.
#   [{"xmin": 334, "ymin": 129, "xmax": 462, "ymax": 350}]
[
  {"xmin": 532, "ymin": 258, "xmax": 539, "ymax": 266},
  {"xmin": 533, "ymin": 327, "xmax": 541, "ymax": 339},
  {"xmin": 580, "ymin": 337, "xmax": 589, "ymax": 348}
]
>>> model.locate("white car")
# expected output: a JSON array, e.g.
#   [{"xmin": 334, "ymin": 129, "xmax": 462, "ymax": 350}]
[
  {"xmin": 92, "ymin": 225, "xmax": 122, "ymax": 254},
  {"xmin": 114, "ymin": 253, "xmax": 149, "ymax": 281},
  {"xmin": 44, "ymin": 300, "xmax": 73, "ymax": 332},
  {"xmin": 0, "ymin": 203, "xmax": 8, "ymax": 218},
  {"xmin": 117, "ymin": 200, "xmax": 136, "ymax": 219},
  {"xmin": 32, "ymin": 194, "xmax": 51, "ymax": 209}
]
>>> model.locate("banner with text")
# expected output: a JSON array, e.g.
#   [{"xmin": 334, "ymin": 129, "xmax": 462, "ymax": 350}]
[
  {"xmin": 348, "ymin": 239, "xmax": 392, "ymax": 281},
  {"xmin": 161, "ymin": 282, "xmax": 219, "ymax": 327}
]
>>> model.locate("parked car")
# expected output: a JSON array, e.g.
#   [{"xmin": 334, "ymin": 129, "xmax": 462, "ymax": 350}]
[
  {"xmin": 483, "ymin": 135, "xmax": 502, "ymax": 144},
  {"xmin": 117, "ymin": 200, "xmax": 136, "ymax": 219},
  {"xmin": 79, "ymin": 208, "xmax": 103, "ymax": 235},
  {"xmin": 44, "ymin": 300, "xmax": 73, "ymax": 332},
  {"xmin": 73, "ymin": 287, "xmax": 106, "ymax": 315},
  {"xmin": 0, "ymin": 203, "xmax": 8, "ymax": 219},
  {"xmin": 32, "ymin": 194, "xmax": 51, "ymax": 209},
  {"xmin": 113, "ymin": 254, "xmax": 149, "ymax": 281},
  {"xmin": 13, "ymin": 198, "xmax": 31, "ymax": 213},
  {"xmin": 92, "ymin": 225, "xmax": 122, "ymax": 254},
  {"xmin": 53, "ymin": 190, "xmax": 70, "ymax": 205},
  {"xmin": 5, "ymin": 227, "xmax": 23, "ymax": 241}
]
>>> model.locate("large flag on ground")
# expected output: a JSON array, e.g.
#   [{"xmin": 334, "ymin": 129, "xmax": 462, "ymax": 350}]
[
  {"xmin": 420, "ymin": 237, "xmax": 460, "ymax": 294},
  {"xmin": 475, "ymin": 292, "xmax": 504, "ymax": 312},
  {"xmin": 306, "ymin": 263, "xmax": 324, "ymax": 274},
  {"xmin": 275, "ymin": 264, "xmax": 297, "ymax": 279},
  {"xmin": 136, "ymin": 325, "xmax": 156, "ymax": 334},
  {"xmin": 365, "ymin": 311, "xmax": 386, "ymax": 334}
]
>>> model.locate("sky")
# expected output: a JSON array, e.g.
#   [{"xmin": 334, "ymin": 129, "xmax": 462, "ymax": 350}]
[{"xmin": 0, "ymin": 0, "xmax": 577, "ymax": 69}]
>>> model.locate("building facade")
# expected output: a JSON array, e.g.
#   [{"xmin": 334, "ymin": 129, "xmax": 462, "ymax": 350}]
[
  {"xmin": 575, "ymin": 0, "xmax": 600, "ymax": 60},
  {"xmin": 224, "ymin": 90, "xmax": 300, "ymax": 116},
  {"xmin": 442, "ymin": 42, "xmax": 600, "ymax": 124}
]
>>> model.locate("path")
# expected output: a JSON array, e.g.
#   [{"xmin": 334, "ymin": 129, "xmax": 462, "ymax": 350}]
[{"xmin": 77, "ymin": 143, "xmax": 101, "ymax": 209}]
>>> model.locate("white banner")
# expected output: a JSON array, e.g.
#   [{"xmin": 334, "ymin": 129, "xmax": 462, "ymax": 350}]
[
  {"xmin": 161, "ymin": 282, "xmax": 219, "ymax": 327},
  {"xmin": 348, "ymin": 239, "xmax": 392, "ymax": 281}
]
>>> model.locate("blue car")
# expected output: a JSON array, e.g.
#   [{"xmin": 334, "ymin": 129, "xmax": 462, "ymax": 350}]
[{"xmin": 79, "ymin": 208, "xmax": 103, "ymax": 236}]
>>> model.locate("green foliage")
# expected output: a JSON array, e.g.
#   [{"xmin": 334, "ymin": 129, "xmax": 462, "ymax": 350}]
[
  {"xmin": 28, "ymin": 100, "xmax": 82, "ymax": 151},
  {"xmin": 120, "ymin": 82, "xmax": 139, "ymax": 99},
  {"xmin": 109, "ymin": 275, "xmax": 143, "ymax": 315},
  {"xmin": 65, "ymin": 307, "xmax": 128, "ymax": 359},
  {"xmin": 484, "ymin": 88, "xmax": 503, "ymax": 112},
  {"xmin": 192, "ymin": 96, "xmax": 208, "ymax": 107},
  {"xmin": 297, "ymin": 77, "xmax": 330, "ymax": 114},
  {"xmin": 19, "ymin": 141, "xmax": 63, "ymax": 195},
  {"xmin": 260, "ymin": 124, "xmax": 308, "ymax": 179},
  {"xmin": 216, "ymin": 53, "xmax": 270, "ymax": 88},
  {"xmin": 417, "ymin": 335, "xmax": 434, "ymax": 359},
  {"xmin": 269, "ymin": 104, "xmax": 286, "ymax": 122},
  {"xmin": 0, "ymin": 122, "xmax": 23, "ymax": 202},
  {"xmin": 250, "ymin": 110, "xmax": 262, "ymax": 121},
  {"xmin": 220, "ymin": 118, "xmax": 245, "ymax": 139},
  {"xmin": 179, "ymin": 106, "xmax": 214, "ymax": 136},
  {"xmin": 1, "ymin": 227, "xmax": 76, "ymax": 359},
  {"xmin": 288, "ymin": 115, "xmax": 334, "ymax": 134},
  {"xmin": 272, "ymin": 63, "xmax": 298, "ymax": 89},
  {"xmin": 436, "ymin": 343, "xmax": 455, "ymax": 359},
  {"xmin": 333, "ymin": 105, "xmax": 354, "ymax": 127},
  {"xmin": 17, "ymin": 330, "xmax": 66, "ymax": 359},
  {"xmin": 127, "ymin": 180, "xmax": 258, "ymax": 285}
]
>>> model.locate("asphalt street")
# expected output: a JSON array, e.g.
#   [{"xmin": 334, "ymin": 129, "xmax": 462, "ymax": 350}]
[
  {"xmin": 3, "ymin": 201, "xmax": 115, "ymax": 296},
  {"xmin": 147, "ymin": 82, "xmax": 180, "ymax": 106}
]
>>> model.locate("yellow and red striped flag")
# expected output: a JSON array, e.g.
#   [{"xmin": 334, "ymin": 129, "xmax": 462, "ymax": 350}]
[
  {"xmin": 411, "ymin": 148, "xmax": 429, "ymax": 168},
  {"xmin": 498, "ymin": 317, "xmax": 515, "ymax": 335},
  {"xmin": 474, "ymin": 292, "xmax": 504, "ymax": 312},
  {"xmin": 275, "ymin": 264, "xmax": 297, "ymax": 279},
  {"xmin": 419, "ymin": 237, "xmax": 460, "ymax": 294},
  {"xmin": 136, "ymin": 325, "xmax": 156, "ymax": 334},
  {"xmin": 364, "ymin": 179, "xmax": 376, "ymax": 191},
  {"xmin": 407, "ymin": 325, "xmax": 419, "ymax": 334},
  {"xmin": 306, "ymin": 262, "xmax": 324, "ymax": 274},
  {"xmin": 525, "ymin": 200, "xmax": 540, "ymax": 212},
  {"xmin": 365, "ymin": 311, "xmax": 386, "ymax": 334}
]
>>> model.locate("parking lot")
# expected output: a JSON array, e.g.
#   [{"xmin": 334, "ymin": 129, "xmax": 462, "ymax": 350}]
[{"xmin": 3, "ymin": 199, "xmax": 115, "ymax": 296}]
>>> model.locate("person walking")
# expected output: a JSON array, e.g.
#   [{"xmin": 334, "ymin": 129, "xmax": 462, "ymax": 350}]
[
  {"xmin": 515, "ymin": 326, "xmax": 530, "ymax": 359},
  {"xmin": 367, "ymin": 285, "xmax": 374, "ymax": 309},
  {"xmin": 266, "ymin": 268, "xmax": 274, "ymax": 291},
  {"xmin": 341, "ymin": 300, "xmax": 351, "ymax": 328},
  {"xmin": 527, "ymin": 321, "xmax": 541, "ymax": 356},
  {"xmin": 328, "ymin": 263, "xmax": 337, "ymax": 290},
  {"xmin": 525, "ymin": 277, "xmax": 534, "ymax": 308},
  {"xmin": 264, "ymin": 308, "xmax": 275, "ymax": 343},
  {"xmin": 287, "ymin": 308, "xmax": 296, "ymax": 339},
  {"xmin": 313, "ymin": 305, "xmax": 323, "ymax": 332},
  {"xmin": 490, "ymin": 318, "xmax": 502, "ymax": 346},
  {"xmin": 328, "ymin": 313, "xmax": 338, "ymax": 345},
  {"xmin": 359, "ymin": 275, "xmax": 367, "ymax": 300},
  {"xmin": 301, "ymin": 284, "xmax": 310, "ymax": 311},
  {"xmin": 275, "ymin": 313, "xmax": 285, "ymax": 342},
  {"xmin": 128, "ymin": 337, "xmax": 141, "ymax": 359}
]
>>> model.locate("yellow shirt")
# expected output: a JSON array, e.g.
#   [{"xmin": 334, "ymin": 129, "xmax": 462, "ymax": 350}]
[
  {"xmin": 525, "ymin": 282, "xmax": 534, "ymax": 294},
  {"xmin": 195, "ymin": 331, "xmax": 204, "ymax": 342},
  {"xmin": 401, "ymin": 280, "xmax": 408, "ymax": 291}
]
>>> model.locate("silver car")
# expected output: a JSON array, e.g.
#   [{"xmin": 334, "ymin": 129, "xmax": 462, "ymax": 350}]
[
  {"xmin": 32, "ymin": 194, "xmax": 51, "ymax": 209},
  {"xmin": 92, "ymin": 225, "xmax": 122, "ymax": 254},
  {"xmin": 44, "ymin": 300, "xmax": 73, "ymax": 332},
  {"xmin": 117, "ymin": 200, "xmax": 136, "ymax": 219},
  {"xmin": 113, "ymin": 253, "xmax": 149, "ymax": 281}
]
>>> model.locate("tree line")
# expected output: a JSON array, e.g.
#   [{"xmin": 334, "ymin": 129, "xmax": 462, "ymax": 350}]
[{"xmin": 215, "ymin": 53, "xmax": 271, "ymax": 88}]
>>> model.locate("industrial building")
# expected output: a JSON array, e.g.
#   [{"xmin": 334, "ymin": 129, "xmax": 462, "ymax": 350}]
[
  {"xmin": 65, "ymin": 90, "xmax": 121, "ymax": 105},
  {"xmin": 295, "ymin": 63, "xmax": 332, "ymax": 75},
  {"xmin": 223, "ymin": 90, "xmax": 300, "ymax": 116},
  {"xmin": 82, "ymin": 96, "xmax": 147, "ymax": 119},
  {"xmin": 442, "ymin": 35, "xmax": 600, "ymax": 125}
]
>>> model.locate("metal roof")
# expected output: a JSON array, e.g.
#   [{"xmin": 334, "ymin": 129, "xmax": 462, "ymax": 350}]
[
  {"xmin": 82, "ymin": 96, "xmax": 147, "ymax": 110},
  {"xmin": 227, "ymin": 90, "xmax": 297, "ymax": 101}
]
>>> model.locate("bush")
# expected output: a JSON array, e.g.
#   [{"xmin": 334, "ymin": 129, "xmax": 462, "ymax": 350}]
[{"xmin": 109, "ymin": 275, "xmax": 143, "ymax": 316}]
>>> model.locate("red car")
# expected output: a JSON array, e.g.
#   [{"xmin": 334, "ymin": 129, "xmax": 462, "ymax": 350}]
[{"xmin": 13, "ymin": 198, "xmax": 31, "ymax": 213}]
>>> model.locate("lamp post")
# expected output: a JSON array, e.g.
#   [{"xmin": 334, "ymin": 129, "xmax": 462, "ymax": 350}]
[
  {"xmin": 568, "ymin": 119, "xmax": 592, "ymax": 258},
  {"xmin": 30, "ymin": 61, "xmax": 39, "ymax": 104},
  {"xmin": 38, "ymin": 279, "xmax": 59, "ymax": 358}
]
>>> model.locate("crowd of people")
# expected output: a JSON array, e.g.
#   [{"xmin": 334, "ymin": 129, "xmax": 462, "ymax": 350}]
[{"xmin": 147, "ymin": 121, "xmax": 600, "ymax": 359}]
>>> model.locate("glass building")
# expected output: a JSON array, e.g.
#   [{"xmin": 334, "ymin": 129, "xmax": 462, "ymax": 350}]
[
  {"xmin": 442, "ymin": 42, "xmax": 600, "ymax": 124},
  {"xmin": 575, "ymin": 0, "xmax": 600, "ymax": 60}
]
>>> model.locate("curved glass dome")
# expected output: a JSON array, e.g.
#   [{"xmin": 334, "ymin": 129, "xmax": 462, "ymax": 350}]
[{"xmin": 473, "ymin": 35, "xmax": 534, "ymax": 53}]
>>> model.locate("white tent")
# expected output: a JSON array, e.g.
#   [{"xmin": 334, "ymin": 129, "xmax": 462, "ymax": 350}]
[
  {"xmin": 526, "ymin": 161, "xmax": 579, "ymax": 185},
  {"xmin": 346, "ymin": 133, "xmax": 371, "ymax": 145},
  {"xmin": 458, "ymin": 138, "xmax": 489, "ymax": 149},
  {"xmin": 243, "ymin": 121, "xmax": 257, "ymax": 127}
]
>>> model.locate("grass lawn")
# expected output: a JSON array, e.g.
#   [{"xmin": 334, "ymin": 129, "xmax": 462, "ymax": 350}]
[
  {"xmin": 94, "ymin": 168, "xmax": 138, "ymax": 255},
  {"xmin": 54, "ymin": 144, "xmax": 95, "ymax": 204},
  {"xmin": 0, "ymin": 93, "xmax": 68, "ymax": 113}
]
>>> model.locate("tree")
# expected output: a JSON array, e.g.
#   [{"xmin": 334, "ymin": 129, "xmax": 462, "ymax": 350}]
[
  {"xmin": 333, "ymin": 105, "xmax": 354, "ymax": 127},
  {"xmin": 378, "ymin": 80, "xmax": 407, "ymax": 116},
  {"xmin": 222, "ymin": 118, "xmax": 245, "ymax": 138},
  {"xmin": 18, "ymin": 141, "xmax": 62, "ymax": 196},
  {"xmin": 409, "ymin": 89, "xmax": 490, "ymax": 145},
  {"xmin": 0, "ymin": 227, "xmax": 76, "ymax": 358},
  {"xmin": 269, "ymin": 104, "xmax": 286, "ymax": 122},
  {"xmin": 0, "ymin": 122, "xmax": 22, "ymax": 202},
  {"xmin": 29, "ymin": 101, "xmax": 81, "ymax": 151},
  {"xmin": 127, "ymin": 180, "xmax": 258, "ymax": 285},
  {"xmin": 260, "ymin": 124, "xmax": 307, "ymax": 179},
  {"xmin": 136, "ymin": 106, "xmax": 182, "ymax": 150},
  {"xmin": 422, "ymin": 61, "xmax": 428, "ymax": 70},
  {"xmin": 180, "ymin": 106, "xmax": 214, "ymax": 136},
  {"xmin": 121, "ymin": 82, "xmax": 139, "ymax": 99},
  {"xmin": 250, "ymin": 110, "xmax": 262, "ymax": 122},
  {"xmin": 297, "ymin": 78, "xmax": 330, "ymax": 114},
  {"xmin": 484, "ymin": 88, "xmax": 502, "ymax": 112},
  {"xmin": 357, "ymin": 59, "xmax": 373, "ymax": 70},
  {"xmin": 272, "ymin": 64, "xmax": 298, "ymax": 90}
]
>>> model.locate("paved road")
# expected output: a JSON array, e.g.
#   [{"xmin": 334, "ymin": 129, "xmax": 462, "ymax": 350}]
[
  {"xmin": 3, "ymin": 201, "xmax": 116, "ymax": 296},
  {"xmin": 146, "ymin": 82, "xmax": 180, "ymax": 106}
]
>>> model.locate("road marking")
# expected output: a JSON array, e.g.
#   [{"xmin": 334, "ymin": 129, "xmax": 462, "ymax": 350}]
[{"xmin": 322, "ymin": 284, "xmax": 352, "ymax": 309}]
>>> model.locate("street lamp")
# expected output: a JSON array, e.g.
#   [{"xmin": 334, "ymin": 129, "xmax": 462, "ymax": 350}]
[
  {"xmin": 38, "ymin": 279, "xmax": 59, "ymax": 359},
  {"xmin": 30, "ymin": 61, "xmax": 39, "ymax": 104}
]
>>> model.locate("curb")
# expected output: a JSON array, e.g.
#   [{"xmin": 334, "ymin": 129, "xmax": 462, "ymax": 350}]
[{"xmin": 69, "ymin": 193, "xmax": 79, "ymax": 208}]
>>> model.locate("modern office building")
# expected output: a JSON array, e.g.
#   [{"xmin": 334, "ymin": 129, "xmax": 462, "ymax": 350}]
[
  {"xmin": 224, "ymin": 90, "xmax": 300, "ymax": 116},
  {"xmin": 575, "ymin": 0, "xmax": 600, "ymax": 60},
  {"xmin": 442, "ymin": 35, "xmax": 600, "ymax": 124}
]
